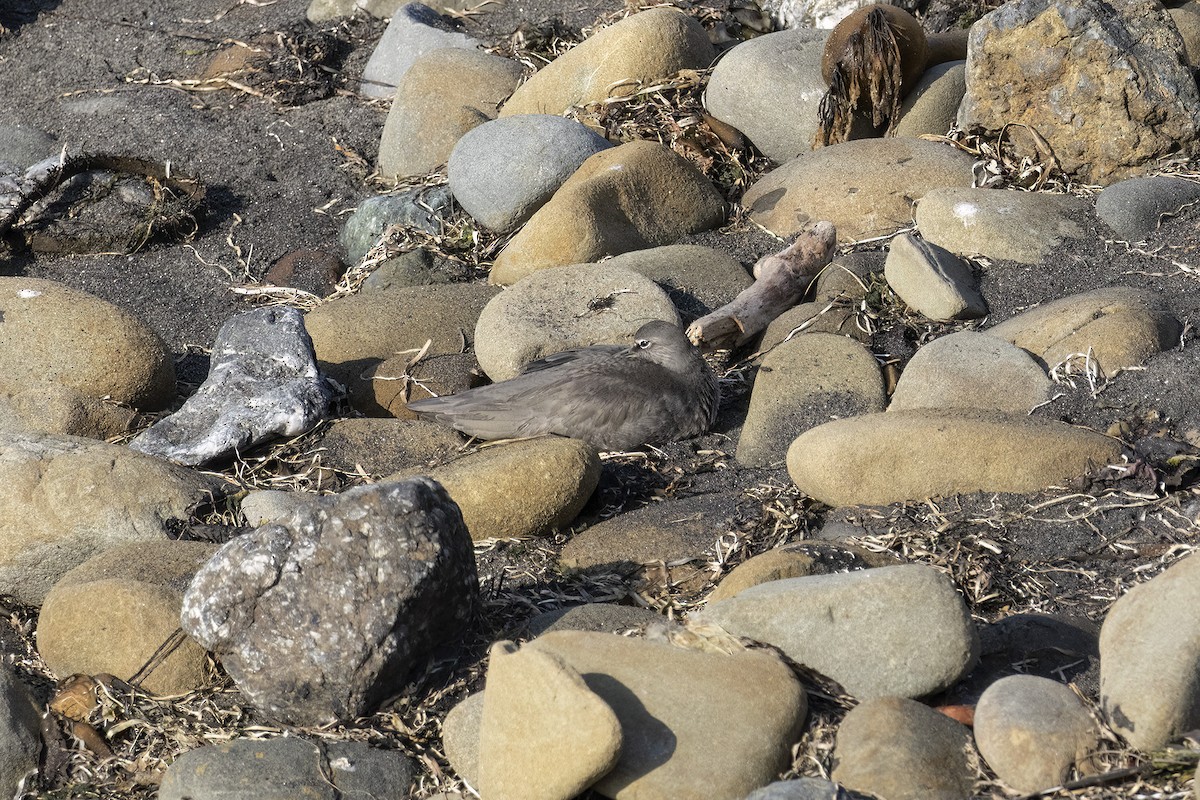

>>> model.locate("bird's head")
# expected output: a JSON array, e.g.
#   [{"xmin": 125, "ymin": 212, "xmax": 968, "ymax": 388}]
[{"xmin": 628, "ymin": 320, "xmax": 703, "ymax": 372}]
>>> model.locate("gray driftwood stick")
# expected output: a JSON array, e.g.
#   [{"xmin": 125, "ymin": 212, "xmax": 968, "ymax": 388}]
[{"xmin": 686, "ymin": 220, "xmax": 838, "ymax": 351}]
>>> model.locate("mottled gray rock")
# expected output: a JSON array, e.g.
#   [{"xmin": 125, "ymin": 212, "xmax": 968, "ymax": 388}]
[
  {"xmin": 1096, "ymin": 175, "xmax": 1200, "ymax": 242},
  {"xmin": 0, "ymin": 432, "xmax": 222, "ymax": 605},
  {"xmin": 1100, "ymin": 551, "xmax": 1200, "ymax": 750},
  {"xmin": 915, "ymin": 187, "xmax": 1093, "ymax": 265},
  {"xmin": 449, "ymin": 115, "xmax": 611, "ymax": 233},
  {"xmin": 833, "ymin": 696, "xmax": 975, "ymax": 800},
  {"xmin": 698, "ymin": 563, "xmax": 978, "ymax": 699},
  {"xmin": 340, "ymin": 186, "xmax": 454, "ymax": 265},
  {"xmin": 885, "ymin": 233, "xmax": 985, "ymax": 321},
  {"xmin": 240, "ymin": 490, "xmax": 320, "ymax": 528},
  {"xmin": 181, "ymin": 478, "xmax": 478, "ymax": 726},
  {"xmin": 0, "ymin": 665, "xmax": 40, "ymax": 799},
  {"xmin": 975, "ymin": 675, "xmax": 1098, "ymax": 793},
  {"xmin": 160, "ymin": 738, "xmax": 414, "ymax": 800},
  {"xmin": 894, "ymin": 61, "xmax": 966, "ymax": 138},
  {"xmin": 473, "ymin": 263, "xmax": 679, "ymax": 382},
  {"xmin": 359, "ymin": 2, "xmax": 482, "ymax": 99},
  {"xmin": 737, "ymin": 333, "xmax": 886, "ymax": 467},
  {"xmin": 745, "ymin": 778, "xmax": 845, "ymax": 800},
  {"xmin": 704, "ymin": 29, "xmax": 828, "ymax": 162},
  {"xmin": 889, "ymin": 331, "xmax": 1052, "ymax": 414},
  {"xmin": 957, "ymin": 0, "xmax": 1200, "ymax": 185},
  {"xmin": 130, "ymin": 308, "xmax": 331, "ymax": 467}
]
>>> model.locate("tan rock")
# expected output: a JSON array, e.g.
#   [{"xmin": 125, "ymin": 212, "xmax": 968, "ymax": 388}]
[
  {"xmin": 1170, "ymin": 3, "xmax": 1200, "ymax": 67},
  {"xmin": 37, "ymin": 541, "xmax": 217, "ymax": 694},
  {"xmin": 389, "ymin": 437, "xmax": 601, "ymax": 541},
  {"xmin": 737, "ymin": 334, "xmax": 885, "ymax": 468},
  {"xmin": 378, "ymin": 49, "xmax": 523, "ymax": 179},
  {"xmin": 500, "ymin": 8, "xmax": 715, "ymax": 117},
  {"xmin": 489, "ymin": 140, "xmax": 725, "ymax": 285},
  {"xmin": 443, "ymin": 692, "xmax": 485, "ymax": 785},
  {"xmin": 759, "ymin": 302, "xmax": 869, "ymax": 350},
  {"xmin": 985, "ymin": 287, "xmax": 1181, "ymax": 378},
  {"xmin": 786, "ymin": 410, "xmax": 1122, "ymax": 506},
  {"xmin": 480, "ymin": 641, "xmax": 621, "ymax": 799},
  {"xmin": 0, "ymin": 386, "xmax": 138, "ymax": 440},
  {"xmin": 0, "ymin": 277, "xmax": 174, "ymax": 410},
  {"xmin": 360, "ymin": 351, "xmax": 478, "ymax": 418},
  {"xmin": 742, "ymin": 138, "xmax": 975, "ymax": 242},
  {"xmin": 708, "ymin": 541, "xmax": 895, "ymax": 602}
]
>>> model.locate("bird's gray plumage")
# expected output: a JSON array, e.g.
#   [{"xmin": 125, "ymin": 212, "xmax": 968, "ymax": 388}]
[{"xmin": 407, "ymin": 321, "xmax": 719, "ymax": 451}]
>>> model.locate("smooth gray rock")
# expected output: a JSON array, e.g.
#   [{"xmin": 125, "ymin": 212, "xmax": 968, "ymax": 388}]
[
  {"xmin": 181, "ymin": 478, "xmax": 479, "ymax": 726},
  {"xmin": 240, "ymin": 489, "xmax": 320, "ymax": 528},
  {"xmin": 894, "ymin": 61, "xmax": 966, "ymax": 138},
  {"xmin": 833, "ymin": 696, "xmax": 975, "ymax": 800},
  {"xmin": 0, "ymin": 665, "xmax": 40, "ymax": 799},
  {"xmin": 697, "ymin": 563, "xmax": 979, "ymax": 700},
  {"xmin": 602, "ymin": 245, "xmax": 753, "ymax": 323},
  {"xmin": 704, "ymin": 28, "xmax": 828, "ymax": 163},
  {"xmin": 523, "ymin": 603, "xmax": 675, "ymax": 638},
  {"xmin": 745, "ymin": 778, "xmax": 846, "ymax": 800},
  {"xmin": 340, "ymin": 186, "xmax": 454, "ymax": 265},
  {"xmin": 159, "ymin": 738, "xmax": 415, "ymax": 800},
  {"xmin": 449, "ymin": 115, "xmax": 612, "ymax": 233},
  {"xmin": 1100, "ymin": 551, "xmax": 1200, "ymax": 750},
  {"xmin": 359, "ymin": 2, "xmax": 482, "ymax": 99},
  {"xmin": 130, "ymin": 308, "xmax": 331, "ymax": 467},
  {"xmin": 975, "ymin": 675, "xmax": 1098, "ymax": 793},
  {"xmin": 1096, "ymin": 175, "xmax": 1200, "ymax": 242},
  {"xmin": 361, "ymin": 249, "xmax": 449, "ymax": 290},
  {"xmin": 885, "ymin": 233, "xmax": 986, "ymax": 321}
]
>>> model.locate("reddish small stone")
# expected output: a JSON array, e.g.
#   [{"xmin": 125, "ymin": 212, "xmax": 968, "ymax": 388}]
[
  {"xmin": 937, "ymin": 704, "xmax": 976, "ymax": 726},
  {"xmin": 265, "ymin": 249, "xmax": 344, "ymax": 297}
]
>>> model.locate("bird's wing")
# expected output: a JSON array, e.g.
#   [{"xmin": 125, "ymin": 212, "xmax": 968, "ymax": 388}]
[{"xmin": 515, "ymin": 344, "xmax": 626, "ymax": 374}]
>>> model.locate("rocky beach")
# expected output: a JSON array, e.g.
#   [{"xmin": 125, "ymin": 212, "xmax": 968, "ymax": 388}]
[{"xmin": 0, "ymin": 0, "xmax": 1199, "ymax": 798}]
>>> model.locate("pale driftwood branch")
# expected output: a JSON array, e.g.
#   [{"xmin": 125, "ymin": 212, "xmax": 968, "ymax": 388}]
[{"xmin": 686, "ymin": 220, "xmax": 838, "ymax": 351}]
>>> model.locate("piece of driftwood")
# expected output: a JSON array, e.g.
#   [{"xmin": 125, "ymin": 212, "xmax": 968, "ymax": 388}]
[{"xmin": 687, "ymin": 220, "xmax": 838, "ymax": 351}]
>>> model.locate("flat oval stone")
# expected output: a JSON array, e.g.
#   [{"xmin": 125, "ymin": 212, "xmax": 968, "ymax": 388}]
[
  {"xmin": 786, "ymin": 410, "xmax": 1122, "ymax": 506},
  {"xmin": 1096, "ymin": 174, "xmax": 1200, "ymax": 242}
]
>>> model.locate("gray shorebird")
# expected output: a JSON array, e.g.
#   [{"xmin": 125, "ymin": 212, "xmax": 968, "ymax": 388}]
[{"xmin": 407, "ymin": 320, "xmax": 719, "ymax": 451}]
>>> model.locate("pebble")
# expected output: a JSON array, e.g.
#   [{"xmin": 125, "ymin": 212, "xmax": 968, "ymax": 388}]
[
  {"xmin": 0, "ymin": 664, "xmax": 41, "ymax": 799},
  {"xmin": 479, "ymin": 641, "xmax": 622, "ymax": 799},
  {"xmin": 130, "ymin": 308, "xmax": 331, "ymax": 467},
  {"xmin": 473, "ymin": 262, "xmax": 679, "ymax": 381},
  {"xmin": 588, "ymin": 244, "xmax": 753, "ymax": 321},
  {"xmin": 812, "ymin": 251, "xmax": 884, "ymax": 303},
  {"xmin": 915, "ymin": 186, "xmax": 1094, "ymax": 265},
  {"xmin": 1100, "ymin": 550, "xmax": 1200, "ymax": 750},
  {"xmin": 832, "ymin": 696, "xmax": 975, "ymax": 800},
  {"xmin": 786, "ymin": 410, "xmax": 1122, "ymax": 507},
  {"xmin": 449, "ymin": 114, "xmax": 612, "ymax": 233},
  {"xmin": 499, "ymin": 8, "xmax": 715, "ymax": 117},
  {"xmin": 339, "ymin": 186, "xmax": 455, "ymax": 265},
  {"xmin": 265, "ymin": 249, "xmax": 343, "ymax": 297},
  {"xmin": 490, "ymin": 140, "xmax": 725, "ymax": 284},
  {"xmin": 160, "ymin": 737, "xmax": 414, "ymax": 800},
  {"xmin": 358, "ymin": 350, "xmax": 479, "ymax": 418},
  {"xmin": 894, "ymin": 60, "xmax": 965, "ymax": 138},
  {"xmin": 359, "ymin": 2, "xmax": 483, "ymax": 99},
  {"xmin": 884, "ymin": 232, "xmax": 986, "ymax": 321},
  {"xmin": 888, "ymin": 330, "xmax": 1052, "ymax": 414},
  {"xmin": 361, "ymin": 249, "xmax": 449, "ymax": 291},
  {"xmin": 737, "ymin": 333, "xmax": 886, "ymax": 467},
  {"xmin": 708, "ymin": 541, "xmax": 896, "ymax": 602},
  {"xmin": 181, "ymin": 478, "xmax": 478, "ymax": 725},
  {"xmin": 37, "ymin": 540, "xmax": 218, "ymax": 696},
  {"xmin": 703, "ymin": 28, "xmax": 828, "ymax": 163},
  {"xmin": 387, "ymin": 437, "xmax": 601, "ymax": 541},
  {"xmin": 0, "ymin": 385, "xmax": 138, "ymax": 440},
  {"xmin": 985, "ymin": 287, "xmax": 1182, "ymax": 378},
  {"xmin": 745, "ymin": 778, "xmax": 844, "ymax": 800},
  {"xmin": 974, "ymin": 674, "xmax": 1099, "ymax": 793},
  {"xmin": 957, "ymin": 0, "xmax": 1200, "ymax": 185},
  {"xmin": 699, "ymin": 563, "xmax": 978, "ymax": 699},
  {"xmin": 742, "ymin": 138, "xmax": 976, "ymax": 242},
  {"xmin": 240, "ymin": 489, "xmax": 321, "ymax": 528},
  {"xmin": 758, "ymin": 302, "xmax": 869, "ymax": 350},
  {"xmin": 0, "ymin": 432, "xmax": 222, "ymax": 605},
  {"xmin": 1095, "ymin": 174, "xmax": 1200, "ymax": 242},
  {"xmin": 378, "ymin": 48, "xmax": 523, "ymax": 179}
]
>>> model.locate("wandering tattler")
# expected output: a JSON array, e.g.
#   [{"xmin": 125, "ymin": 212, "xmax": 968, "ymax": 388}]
[{"xmin": 407, "ymin": 320, "xmax": 719, "ymax": 451}]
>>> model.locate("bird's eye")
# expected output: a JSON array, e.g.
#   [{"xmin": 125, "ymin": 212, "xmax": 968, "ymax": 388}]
[{"xmin": 635, "ymin": 338, "xmax": 651, "ymax": 349}]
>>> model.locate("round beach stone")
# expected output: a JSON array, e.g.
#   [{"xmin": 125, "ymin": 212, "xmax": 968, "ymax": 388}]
[
  {"xmin": 240, "ymin": 489, "xmax": 320, "ymax": 528},
  {"xmin": 745, "ymin": 778, "xmax": 842, "ymax": 800},
  {"xmin": 489, "ymin": 140, "xmax": 726, "ymax": 284},
  {"xmin": 309, "ymin": 417, "xmax": 466, "ymax": 476},
  {"xmin": 833, "ymin": 696, "xmax": 975, "ymax": 800},
  {"xmin": 737, "ymin": 333, "xmax": 886, "ymax": 467},
  {"xmin": 0, "ymin": 386, "xmax": 139, "ymax": 440},
  {"xmin": 889, "ymin": 331, "xmax": 1052, "ymax": 414},
  {"xmin": 599, "ymin": 245, "xmax": 753, "ymax": 322},
  {"xmin": 759, "ymin": 302, "xmax": 869, "ymax": 350},
  {"xmin": 358, "ymin": 351, "xmax": 479, "ymax": 418},
  {"xmin": 378, "ymin": 48, "xmax": 523, "ymax": 179},
  {"xmin": 1096, "ymin": 174, "xmax": 1200, "ymax": 242},
  {"xmin": 443, "ymin": 692, "xmax": 485, "ymax": 785},
  {"xmin": 449, "ymin": 114, "xmax": 611, "ymax": 233},
  {"xmin": 984, "ymin": 287, "xmax": 1181, "ymax": 378},
  {"xmin": 884, "ymin": 232, "xmax": 986, "ymax": 321},
  {"xmin": 743, "ymin": 138, "xmax": 976, "ymax": 242},
  {"xmin": 975, "ymin": 674, "xmax": 1098, "ymax": 793},
  {"xmin": 915, "ymin": 186, "xmax": 1094, "ymax": 265},
  {"xmin": 358, "ymin": 2, "xmax": 484, "ymax": 99},
  {"xmin": 704, "ymin": 28, "xmax": 828, "ymax": 162},
  {"xmin": 698, "ymin": 563, "xmax": 978, "ymax": 699},
  {"xmin": 0, "ymin": 277, "xmax": 174, "ymax": 410},
  {"xmin": 894, "ymin": 61, "xmax": 966, "ymax": 138},
  {"xmin": 708, "ymin": 541, "xmax": 895, "ymax": 602},
  {"xmin": 499, "ymin": 8, "xmax": 715, "ymax": 117},
  {"xmin": 1100, "ymin": 551, "xmax": 1200, "ymax": 750},
  {"xmin": 37, "ymin": 540, "xmax": 218, "ymax": 695},
  {"xmin": 387, "ymin": 437, "xmax": 601, "ymax": 541},
  {"xmin": 786, "ymin": 410, "xmax": 1123, "ymax": 506},
  {"xmin": 474, "ymin": 263, "xmax": 679, "ymax": 382}
]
